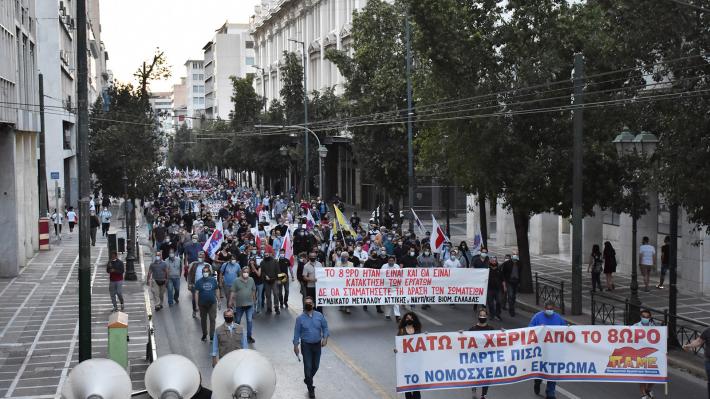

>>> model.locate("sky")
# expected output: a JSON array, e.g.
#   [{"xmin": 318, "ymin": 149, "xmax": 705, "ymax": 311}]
[{"xmin": 101, "ymin": 0, "xmax": 260, "ymax": 92}]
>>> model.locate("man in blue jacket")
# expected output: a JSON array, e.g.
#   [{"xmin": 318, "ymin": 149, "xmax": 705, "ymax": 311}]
[{"xmin": 529, "ymin": 300, "xmax": 567, "ymax": 399}]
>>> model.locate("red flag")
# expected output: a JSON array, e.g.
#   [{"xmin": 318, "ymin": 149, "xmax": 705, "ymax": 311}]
[
  {"xmin": 430, "ymin": 215, "xmax": 448, "ymax": 253},
  {"xmin": 281, "ymin": 228, "xmax": 294, "ymax": 266}
]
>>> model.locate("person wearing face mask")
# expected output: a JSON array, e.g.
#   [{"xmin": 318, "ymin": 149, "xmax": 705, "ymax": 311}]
[
  {"xmin": 188, "ymin": 251, "xmax": 213, "ymax": 318},
  {"xmin": 502, "ymin": 252, "xmax": 521, "ymax": 317},
  {"xmin": 277, "ymin": 248, "xmax": 294, "ymax": 308},
  {"xmin": 302, "ymin": 253, "xmax": 323, "ymax": 313},
  {"xmin": 353, "ymin": 243, "xmax": 369, "ymax": 263},
  {"xmin": 194, "ymin": 266, "xmax": 220, "ymax": 342},
  {"xmin": 183, "ymin": 234, "xmax": 202, "ymax": 282},
  {"xmin": 219, "ymin": 255, "xmax": 241, "ymax": 307},
  {"xmin": 400, "ymin": 247, "xmax": 418, "ymax": 269},
  {"xmin": 293, "ymin": 296, "xmax": 329, "ymax": 398},
  {"xmin": 394, "ymin": 312, "xmax": 423, "ymax": 399},
  {"xmin": 229, "ymin": 267, "xmax": 256, "ymax": 344},
  {"xmin": 443, "ymin": 249, "xmax": 462, "ymax": 268},
  {"xmin": 363, "ymin": 251, "xmax": 384, "ymax": 313},
  {"xmin": 472, "ymin": 249, "xmax": 489, "ymax": 269},
  {"xmin": 529, "ymin": 301, "xmax": 567, "ymax": 398},
  {"xmin": 165, "ymin": 250, "xmax": 182, "ymax": 307},
  {"xmin": 633, "ymin": 309, "xmax": 657, "ymax": 399},
  {"xmin": 260, "ymin": 249, "xmax": 281, "ymax": 315},
  {"xmin": 336, "ymin": 251, "xmax": 354, "ymax": 314},
  {"xmin": 417, "ymin": 246, "xmax": 439, "ymax": 268},
  {"xmin": 466, "ymin": 308, "xmax": 495, "ymax": 399},
  {"xmin": 147, "ymin": 254, "xmax": 168, "ymax": 311},
  {"xmin": 487, "ymin": 257, "xmax": 505, "ymax": 321},
  {"xmin": 381, "ymin": 256, "xmax": 401, "ymax": 322},
  {"xmin": 210, "ymin": 308, "xmax": 247, "ymax": 367}
]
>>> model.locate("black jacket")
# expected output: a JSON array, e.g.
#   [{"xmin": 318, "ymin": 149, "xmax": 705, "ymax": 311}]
[
  {"xmin": 502, "ymin": 260, "xmax": 521, "ymax": 283},
  {"xmin": 488, "ymin": 266, "xmax": 505, "ymax": 291}
]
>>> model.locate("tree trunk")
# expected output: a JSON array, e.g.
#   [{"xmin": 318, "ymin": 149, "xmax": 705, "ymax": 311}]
[
  {"xmin": 513, "ymin": 207, "xmax": 533, "ymax": 293},
  {"xmin": 479, "ymin": 193, "xmax": 488, "ymax": 249}
]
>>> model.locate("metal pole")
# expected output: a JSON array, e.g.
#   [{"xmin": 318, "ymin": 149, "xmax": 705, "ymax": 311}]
[
  {"xmin": 319, "ymin": 157, "xmax": 323, "ymax": 199},
  {"xmin": 38, "ymin": 74, "xmax": 48, "ymax": 217},
  {"xmin": 668, "ymin": 202, "xmax": 679, "ymax": 346},
  {"xmin": 302, "ymin": 42, "xmax": 309, "ymax": 200},
  {"xmin": 446, "ymin": 182, "xmax": 451, "ymax": 238},
  {"xmin": 571, "ymin": 53, "xmax": 584, "ymax": 315},
  {"xmin": 76, "ymin": 0, "xmax": 92, "ymax": 362},
  {"xmin": 405, "ymin": 14, "xmax": 415, "ymax": 232},
  {"xmin": 629, "ymin": 195, "xmax": 641, "ymax": 323},
  {"xmin": 55, "ymin": 181, "xmax": 60, "ymax": 238}
]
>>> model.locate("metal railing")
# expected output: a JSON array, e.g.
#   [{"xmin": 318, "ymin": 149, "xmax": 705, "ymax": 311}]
[
  {"xmin": 534, "ymin": 272, "xmax": 566, "ymax": 314},
  {"xmin": 591, "ymin": 291, "xmax": 708, "ymax": 357}
]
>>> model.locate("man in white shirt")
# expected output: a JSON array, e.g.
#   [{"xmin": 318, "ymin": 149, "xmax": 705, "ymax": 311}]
[
  {"xmin": 335, "ymin": 251, "xmax": 354, "ymax": 314},
  {"xmin": 380, "ymin": 256, "xmax": 401, "ymax": 322},
  {"xmin": 51, "ymin": 209, "xmax": 63, "ymax": 238},
  {"xmin": 639, "ymin": 236, "xmax": 656, "ymax": 292},
  {"xmin": 444, "ymin": 249, "xmax": 462, "ymax": 268},
  {"xmin": 353, "ymin": 243, "xmax": 369, "ymax": 263}
]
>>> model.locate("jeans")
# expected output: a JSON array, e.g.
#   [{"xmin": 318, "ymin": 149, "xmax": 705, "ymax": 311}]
[
  {"xmin": 704, "ymin": 360, "xmax": 710, "ymax": 399},
  {"xmin": 109, "ymin": 281, "xmax": 124, "ymax": 309},
  {"xmin": 591, "ymin": 272, "xmax": 602, "ymax": 292},
  {"xmin": 101, "ymin": 222, "xmax": 110, "ymax": 236},
  {"xmin": 659, "ymin": 264, "xmax": 669, "ymax": 286},
  {"xmin": 535, "ymin": 379, "xmax": 556, "ymax": 398},
  {"xmin": 487, "ymin": 289, "xmax": 503, "ymax": 318},
  {"xmin": 90, "ymin": 227, "xmax": 97, "ymax": 246},
  {"xmin": 279, "ymin": 280, "xmax": 289, "ymax": 306},
  {"xmin": 235, "ymin": 305, "xmax": 254, "ymax": 338},
  {"xmin": 167, "ymin": 277, "xmax": 180, "ymax": 305},
  {"xmin": 198, "ymin": 302, "xmax": 217, "ymax": 337},
  {"xmin": 507, "ymin": 282, "xmax": 519, "ymax": 316},
  {"xmin": 301, "ymin": 341, "xmax": 322, "ymax": 389},
  {"xmin": 255, "ymin": 284, "xmax": 264, "ymax": 313}
]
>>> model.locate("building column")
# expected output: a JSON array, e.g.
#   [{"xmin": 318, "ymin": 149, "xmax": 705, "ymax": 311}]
[
  {"xmin": 495, "ymin": 197, "xmax": 517, "ymax": 247},
  {"xmin": 617, "ymin": 193, "xmax": 659, "ymax": 274},
  {"xmin": 568, "ymin": 205, "xmax": 604, "ymax": 260},
  {"xmin": 530, "ymin": 213, "xmax": 559, "ymax": 255},
  {"xmin": 0, "ymin": 128, "xmax": 20, "ymax": 277},
  {"xmin": 466, "ymin": 194, "xmax": 478, "ymax": 240}
]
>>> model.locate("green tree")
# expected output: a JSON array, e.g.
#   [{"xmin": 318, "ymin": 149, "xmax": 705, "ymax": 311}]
[
  {"xmin": 326, "ymin": 0, "xmax": 409, "ymax": 203},
  {"xmin": 167, "ymin": 123, "xmax": 192, "ymax": 169},
  {"xmin": 280, "ymin": 51, "xmax": 305, "ymax": 125}
]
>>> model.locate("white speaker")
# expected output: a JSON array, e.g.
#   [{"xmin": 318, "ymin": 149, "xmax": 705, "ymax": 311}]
[
  {"xmin": 144, "ymin": 354, "xmax": 200, "ymax": 399},
  {"xmin": 211, "ymin": 349, "xmax": 276, "ymax": 399},
  {"xmin": 61, "ymin": 358, "xmax": 132, "ymax": 399}
]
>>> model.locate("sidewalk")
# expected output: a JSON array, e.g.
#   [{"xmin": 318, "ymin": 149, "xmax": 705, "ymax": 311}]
[{"xmin": 0, "ymin": 206, "xmax": 151, "ymax": 398}]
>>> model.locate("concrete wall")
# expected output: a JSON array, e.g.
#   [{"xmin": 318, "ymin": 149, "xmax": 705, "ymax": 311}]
[{"xmin": 0, "ymin": 128, "xmax": 39, "ymax": 277}]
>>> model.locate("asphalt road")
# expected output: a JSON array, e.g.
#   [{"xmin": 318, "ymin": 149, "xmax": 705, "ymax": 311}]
[{"xmin": 151, "ymin": 277, "xmax": 707, "ymax": 399}]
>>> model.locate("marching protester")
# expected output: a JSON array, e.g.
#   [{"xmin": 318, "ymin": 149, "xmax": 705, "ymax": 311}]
[
  {"xmin": 468, "ymin": 308, "xmax": 494, "ymax": 399},
  {"xmin": 188, "ymin": 251, "xmax": 212, "ymax": 318},
  {"xmin": 165, "ymin": 249, "xmax": 182, "ymax": 306},
  {"xmin": 293, "ymin": 296, "xmax": 329, "ymax": 398},
  {"xmin": 529, "ymin": 300, "xmax": 568, "ymax": 399},
  {"xmin": 502, "ymin": 252, "xmax": 521, "ymax": 317},
  {"xmin": 394, "ymin": 312, "xmax": 423, "ymax": 399},
  {"xmin": 487, "ymin": 256, "xmax": 505, "ymax": 321},
  {"xmin": 634, "ymin": 309, "xmax": 658, "ymax": 399},
  {"xmin": 302, "ymin": 252, "xmax": 322, "ymax": 312},
  {"xmin": 381, "ymin": 255, "xmax": 401, "ymax": 321},
  {"xmin": 229, "ymin": 266, "xmax": 257, "ymax": 344},
  {"xmin": 147, "ymin": 253, "xmax": 168, "ymax": 311},
  {"xmin": 260, "ymin": 249, "xmax": 281, "ymax": 315},
  {"xmin": 682, "ymin": 326, "xmax": 710, "ymax": 399},
  {"xmin": 194, "ymin": 264, "xmax": 220, "ymax": 342},
  {"xmin": 211, "ymin": 308, "xmax": 247, "ymax": 367},
  {"xmin": 278, "ymin": 247, "xmax": 294, "ymax": 308},
  {"xmin": 107, "ymin": 251, "xmax": 125, "ymax": 312}
]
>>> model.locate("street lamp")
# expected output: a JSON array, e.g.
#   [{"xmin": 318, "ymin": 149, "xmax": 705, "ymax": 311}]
[
  {"xmin": 120, "ymin": 156, "xmax": 137, "ymax": 281},
  {"xmin": 318, "ymin": 145, "xmax": 328, "ymax": 199},
  {"xmin": 612, "ymin": 127, "xmax": 658, "ymax": 324},
  {"xmin": 288, "ymin": 38, "xmax": 309, "ymax": 199},
  {"xmin": 280, "ymin": 145, "xmax": 292, "ymax": 195},
  {"xmin": 251, "ymin": 65, "xmax": 267, "ymax": 112}
]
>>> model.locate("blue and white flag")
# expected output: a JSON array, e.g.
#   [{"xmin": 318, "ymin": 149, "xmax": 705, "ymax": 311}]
[
  {"xmin": 202, "ymin": 218, "xmax": 224, "ymax": 259},
  {"xmin": 471, "ymin": 233, "xmax": 482, "ymax": 255},
  {"xmin": 411, "ymin": 208, "xmax": 426, "ymax": 237}
]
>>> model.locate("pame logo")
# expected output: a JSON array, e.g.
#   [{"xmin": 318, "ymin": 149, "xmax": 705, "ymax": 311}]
[{"xmin": 605, "ymin": 347, "xmax": 659, "ymax": 375}]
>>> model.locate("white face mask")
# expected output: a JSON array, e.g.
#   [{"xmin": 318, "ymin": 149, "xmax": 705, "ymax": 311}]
[{"xmin": 203, "ymin": 272, "xmax": 210, "ymax": 278}]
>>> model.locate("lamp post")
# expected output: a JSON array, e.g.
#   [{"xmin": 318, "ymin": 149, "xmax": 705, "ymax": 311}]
[
  {"xmin": 288, "ymin": 38, "xmax": 308, "ymax": 199},
  {"xmin": 318, "ymin": 145, "xmax": 328, "ymax": 199},
  {"xmin": 251, "ymin": 65, "xmax": 267, "ymax": 112},
  {"xmin": 280, "ymin": 145, "xmax": 291, "ymax": 194},
  {"xmin": 612, "ymin": 128, "xmax": 658, "ymax": 324}
]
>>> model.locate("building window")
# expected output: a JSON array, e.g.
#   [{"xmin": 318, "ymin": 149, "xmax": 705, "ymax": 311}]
[
  {"xmin": 193, "ymin": 97, "xmax": 200, "ymax": 106},
  {"xmin": 602, "ymin": 210, "xmax": 621, "ymax": 226},
  {"xmin": 246, "ymin": 57, "xmax": 255, "ymax": 66},
  {"xmin": 246, "ymin": 40, "xmax": 254, "ymax": 49},
  {"xmin": 193, "ymin": 73, "xmax": 199, "ymax": 81}
]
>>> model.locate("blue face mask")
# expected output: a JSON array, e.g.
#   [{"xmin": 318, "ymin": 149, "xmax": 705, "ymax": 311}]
[
  {"xmin": 544, "ymin": 309, "xmax": 555, "ymax": 316},
  {"xmin": 640, "ymin": 317, "xmax": 651, "ymax": 325}
]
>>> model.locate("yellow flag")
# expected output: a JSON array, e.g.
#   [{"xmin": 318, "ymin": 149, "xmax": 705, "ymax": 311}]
[{"xmin": 333, "ymin": 205, "xmax": 356, "ymax": 236}]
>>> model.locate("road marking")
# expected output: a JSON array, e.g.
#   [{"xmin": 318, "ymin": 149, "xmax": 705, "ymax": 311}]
[
  {"xmin": 329, "ymin": 341, "xmax": 395, "ymax": 399},
  {"xmin": 40, "ymin": 249, "xmax": 65, "ymax": 280},
  {"xmin": 553, "ymin": 383, "xmax": 582, "ymax": 399},
  {"xmin": 0, "ymin": 283, "xmax": 39, "ymax": 338},
  {"xmin": 5, "ymin": 254, "xmax": 78, "ymax": 398},
  {"xmin": 415, "ymin": 309, "xmax": 443, "ymax": 326}
]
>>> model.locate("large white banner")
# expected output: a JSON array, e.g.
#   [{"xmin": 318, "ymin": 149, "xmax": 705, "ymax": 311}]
[
  {"xmin": 314, "ymin": 268, "xmax": 489, "ymax": 306},
  {"xmin": 395, "ymin": 326, "xmax": 668, "ymax": 392}
]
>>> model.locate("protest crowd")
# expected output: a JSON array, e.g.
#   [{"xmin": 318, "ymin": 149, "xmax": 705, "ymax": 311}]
[{"xmin": 134, "ymin": 169, "xmax": 706, "ymax": 399}]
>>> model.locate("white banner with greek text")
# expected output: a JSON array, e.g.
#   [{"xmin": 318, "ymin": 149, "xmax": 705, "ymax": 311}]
[
  {"xmin": 395, "ymin": 326, "xmax": 668, "ymax": 392},
  {"xmin": 314, "ymin": 267, "xmax": 489, "ymax": 306}
]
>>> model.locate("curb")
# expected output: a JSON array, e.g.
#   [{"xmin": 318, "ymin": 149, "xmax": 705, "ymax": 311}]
[
  {"xmin": 514, "ymin": 297, "xmax": 708, "ymax": 380},
  {"xmin": 139, "ymin": 244, "xmax": 158, "ymax": 363}
]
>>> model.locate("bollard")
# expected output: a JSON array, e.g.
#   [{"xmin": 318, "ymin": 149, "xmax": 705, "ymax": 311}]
[
  {"xmin": 38, "ymin": 217, "xmax": 51, "ymax": 250},
  {"xmin": 108, "ymin": 311, "xmax": 129, "ymax": 369},
  {"xmin": 107, "ymin": 230, "xmax": 117, "ymax": 254}
]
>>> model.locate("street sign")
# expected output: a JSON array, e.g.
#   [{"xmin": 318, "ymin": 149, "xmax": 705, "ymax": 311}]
[{"xmin": 50, "ymin": 172, "xmax": 60, "ymax": 180}]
